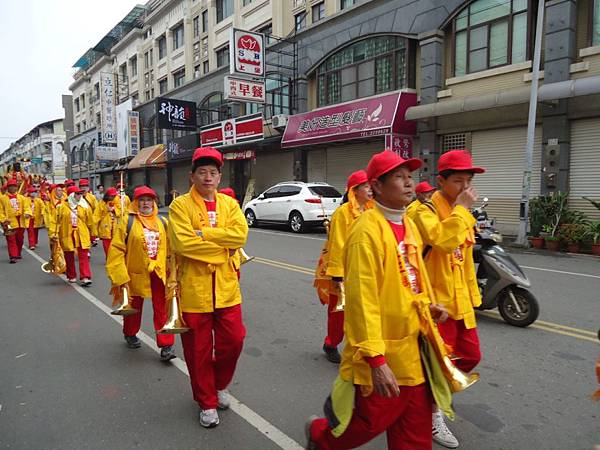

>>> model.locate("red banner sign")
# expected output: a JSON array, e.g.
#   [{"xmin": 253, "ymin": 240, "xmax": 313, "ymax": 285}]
[{"xmin": 200, "ymin": 113, "xmax": 263, "ymax": 148}]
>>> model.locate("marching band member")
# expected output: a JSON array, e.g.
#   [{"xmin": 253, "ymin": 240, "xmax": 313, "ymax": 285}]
[
  {"xmin": 314, "ymin": 170, "xmax": 373, "ymax": 364},
  {"xmin": 406, "ymin": 181, "xmax": 436, "ymax": 220},
  {"xmin": 79, "ymin": 179, "xmax": 99, "ymax": 245},
  {"xmin": 169, "ymin": 147, "xmax": 248, "ymax": 428},
  {"xmin": 94, "ymin": 187, "xmax": 121, "ymax": 257},
  {"xmin": 52, "ymin": 185, "xmax": 93, "ymax": 286},
  {"xmin": 105, "ymin": 186, "xmax": 176, "ymax": 361},
  {"xmin": 414, "ymin": 150, "xmax": 485, "ymax": 448},
  {"xmin": 26, "ymin": 186, "xmax": 45, "ymax": 250},
  {"xmin": 306, "ymin": 151, "xmax": 448, "ymax": 450},
  {"xmin": 0, "ymin": 179, "xmax": 29, "ymax": 263}
]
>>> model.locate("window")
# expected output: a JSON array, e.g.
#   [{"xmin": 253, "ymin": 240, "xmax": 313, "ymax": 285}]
[
  {"xmin": 96, "ymin": 112, "xmax": 101, "ymax": 126},
  {"xmin": 312, "ymin": 2, "xmax": 325, "ymax": 22},
  {"xmin": 203, "ymin": 60, "xmax": 210, "ymax": 74},
  {"xmin": 295, "ymin": 12, "xmax": 306, "ymax": 31},
  {"xmin": 200, "ymin": 92, "xmax": 226, "ymax": 125},
  {"xmin": 94, "ymin": 83, "xmax": 100, "ymax": 100},
  {"xmin": 316, "ymin": 36, "xmax": 414, "ymax": 106},
  {"xmin": 309, "ymin": 186, "xmax": 342, "ymax": 197},
  {"xmin": 278, "ymin": 186, "xmax": 302, "ymax": 197},
  {"xmin": 81, "ymin": 94, "xmax": 85, "ymax": 108},
  {"xmin": 453, "ymin": 0, "xmax": 529, "ymax": 76},
  {"xmin": 144, "ymin": 50, "xmax": 151, "ymax": 69},
  {"xmin": 242, "ymin": 0, "xmax": 253, "ymax": 6},
  {"xmin": 202, "ymin": 10, "xmax": 209, "ymax": 33},
  {"xmin": 265, "ymin": 74, "xmax": 290, "ymax": 118},
  {"xmin": 217, "ymin": 0, "xmax": 234, "ymax": 23},
  {"xmin": 159, "ymin": 78, "xmax": 168, "ymax": 94},
  {"xmin": 202, "ymin": 37, "xmax": 209, "ymax": 57},
  {"xmin": 144, "ymin": 27, "xmax": 152, "ymax": 39},
  {"xmin": 593, "ymin": 0, "xmax": 600, "ymax": 45},
  {"xmin": 145, "ymin": 90, "xmax": 151, "ymax": 101},
  {"xmin": 441, "ymin": 133, "xmax": 471, "ymax": 152},
  {"xmin": 260, "ymin": 23, "xmax": 273, "ymax": 44},
  {"xmin": 158, "ymin": 35, "xmax": 167, "ymax": 59},
  {"xmin": 262, "ymin": 187, "xmax": 282, "ymax": 199},
  {"xmin": 173, "ymin": 24, "xmax": 184, "ymax": 50},
  {"xmin": 340, "ymin": 0, "xmax": 355, "ymax": 9},
  {"xmin": 82, "ymin": 120, "xmax": 87, "ymax": 130},
  {"xmin": 76, "ymin": 124, "xmax": 81, "ymax": 134},
  {"xmin": 194, "ymin": 65, "xmax": 201, "ymax": 78},
  {"xmin": 193, "ymin": 16, "xmax": 200, "ymax": 38},
  {"xmin": 216, "ymin": 46, "xmax": 229, "ymax": 68},
  {"xmin": 130, "ymin": 55, "xmax": 138, "ymax": 77},
  {"xmin": 173, "ymin": 69, "xmax": 186, "ymax": 88},
  {"xmin": 119, "ymin": 63, "xmax": 127, "ymax": 83},
  {"xmin": 131, "ymin": 93, "xmax": 139, "ymax": 106},
  {"xmin": 74, "ymin": 98, "xmax": 80, "ymax": 112}
]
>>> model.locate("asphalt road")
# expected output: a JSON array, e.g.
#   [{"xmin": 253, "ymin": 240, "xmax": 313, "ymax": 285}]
[{"xmin": 0, "ymin": 225, "xmax": 598, "ymax": 449}]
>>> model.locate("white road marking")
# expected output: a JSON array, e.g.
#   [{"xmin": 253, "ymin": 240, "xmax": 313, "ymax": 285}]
[
  {"xmin": 15, "ymin": 353, "xmax": 27, "ymax": 359},
  {"xmin": 521, "ymin": 265, "xmax": 600, "ymax": 279},
  {"xmin": 249, "ymin": 229, "xmax": 326, "ymax": 241},
  {"xmin": 26, "ymin": 248, "xmax": 304, "ymax": 450}
]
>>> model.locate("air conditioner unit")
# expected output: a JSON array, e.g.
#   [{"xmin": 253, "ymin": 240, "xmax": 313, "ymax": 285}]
[{"xmin": 272, "ymin": 114, "xmax": 288, "ymax": 129}]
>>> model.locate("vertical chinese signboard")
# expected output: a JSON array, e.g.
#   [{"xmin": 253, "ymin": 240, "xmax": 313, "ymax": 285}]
[
  {"xmin": 385, "ymin": 134, "xmax": 413, "ymax": 159},
  {"xmin": 100, "ymin": 72, "xmax": 117, "ymax": 144},
  {"xmin": 128, "ymin": 111, "xmax": 140, "ymax": 156},
  {"xmin": 156, "ymin": 97, "xmax": 197, "ymax": 130},
  {"xmin": 229, "ymin": 29, "xmax": 265, "ymax": 77}
]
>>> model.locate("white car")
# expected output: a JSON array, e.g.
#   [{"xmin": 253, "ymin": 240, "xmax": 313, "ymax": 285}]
[{"xmin": 244, "ymin": 181, "xmax": 343, "ymax": 233}]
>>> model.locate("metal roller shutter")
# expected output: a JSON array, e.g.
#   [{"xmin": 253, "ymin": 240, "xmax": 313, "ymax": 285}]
[
  {"xmin": 130, "ymin": 170, "xmax": 146, "ymax": 190},
  {"xmin": 307, "ymin": 149, "xmax": 326, "ymax": 182},
  {"xmin": 171, "ymin": 164, "xmax": 190, "ymax": 196},
  {"xmin": 148, "ymin": 168, "xmax": 167, "ymax": 207},
  {"xmin": 569, "ymin": 118, "xmax": 600, "ymax": 220},
  {"xmin": 325, "ymin": 142, "xmax": 382, "ymax": 193},
  {"xmin": 471, "ymin": 126, "xmax": 542, "ymax": 235},
  {"xmin": 252, "ymin": 150, "xmax": 294, "ymax": 195}
]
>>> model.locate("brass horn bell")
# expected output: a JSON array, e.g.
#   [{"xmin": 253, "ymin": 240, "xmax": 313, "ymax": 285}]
[
  {"xmin": 239, "ymin": 248, "xmax": 255, "ymax": 265},
  {"xmin": 443, "ymin": 355, "xmax": 480, "ymax": 392},
  {"xmin": 110, "ymin": 286, "xmax": 139, "ymax": 316},
  {"xmin": 159, "ymin": 290, "xmax": 190, "ymax": 334},
  {"xmin": 334, "ymin": 281, "xmax": 345, "ymax": 312}
]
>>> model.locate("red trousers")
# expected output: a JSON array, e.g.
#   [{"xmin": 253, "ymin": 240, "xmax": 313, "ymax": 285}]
[
  {"xmin": 101, "ymin": 238, "xmax": 111, "ymax": 258},
  {"xmin": 181, "ymin": 304, "xmax": 246, "ymax": 409},
  {"xmin": 64, "ymin": 248, "xmax": 92, "ymax": 280},
  {"xmin": 27, "ymin": 220, "xmax": 39, "ymax": 248},
  {"xmin": 310, "ymin": 384, "xmax": 433, "ymax": 450},
  {"xmin": 5, "ymin": 227, "xmax": 25, "ymax": 259},
  {"xmin": 324, "ymin": 293, "xmax": 344, "ymax": 348},
  {"xmin": 437, "ymin": 318, "xmax": 481, "ymax": 373},
  {"xmin": 122, "ymin": 272, "xmax": 174, "ymax": 348}
]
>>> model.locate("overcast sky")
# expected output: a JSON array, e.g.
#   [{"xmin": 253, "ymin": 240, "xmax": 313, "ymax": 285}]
[{"xmin": 0, "ymin": 0, "xmax": 142, "ymax": 150}]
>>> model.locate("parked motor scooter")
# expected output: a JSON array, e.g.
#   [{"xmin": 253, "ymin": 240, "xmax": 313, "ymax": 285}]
[{"xmin": 473, "ymin": 198, "xmax": 540, "ymax": 327}]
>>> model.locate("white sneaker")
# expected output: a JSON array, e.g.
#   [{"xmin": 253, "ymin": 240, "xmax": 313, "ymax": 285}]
[
  {"xmin": 217, "ymin": 389, "xmax": 231, "ymax": 410},
  {"xmin": 432, "ymin": 411, "xmax": 459, "ymax": 448},
  {"xmin": 68, "ymin": 278, "xmax": 77, "ymax": 283},
  {"xmin": 81, "ymin": 278, "xmax": 92, "ymax": 287},
  {"xmin": 199, "ymin": 408, "xmax": 219, "ymax": 428}
]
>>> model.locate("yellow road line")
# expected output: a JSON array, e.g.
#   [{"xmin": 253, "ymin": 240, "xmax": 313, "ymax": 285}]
[{"xmin": 253, "ymin": 256, "xmax": 598, "ymax": 344}]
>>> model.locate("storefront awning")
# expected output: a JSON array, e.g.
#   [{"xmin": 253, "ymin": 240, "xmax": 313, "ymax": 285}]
[
  {"xmin": 127, "ymin": 144, "xmax": 166, "ymax": 170},
  {"xmin": 405, "ymin": 76, "xmax": 600, "ymax": 121},
  {"xmin": 281, "ymin": 90, "xmax": 417, "ymax": 149}
]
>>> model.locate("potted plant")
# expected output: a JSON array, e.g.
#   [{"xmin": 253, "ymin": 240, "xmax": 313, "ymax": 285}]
[
  {"xmin": 528, "ymin": 197, "xmax": 547, "ymax": 248},
  {"xmin": 558, "ymin": 223, "xmax": 587, "ymax": 253},
  {"xmin": 543, "ymin": 224, "xmax": 561, "ymax": 251},
  {"xmin": 587, "ymin": 220, "xmax": 600, "ymax": 256}
]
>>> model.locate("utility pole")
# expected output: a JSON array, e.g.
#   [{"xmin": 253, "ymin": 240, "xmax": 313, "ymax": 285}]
[{"xmin": 516, "ymin": 0, "xmax": 545, "ymax": 246}]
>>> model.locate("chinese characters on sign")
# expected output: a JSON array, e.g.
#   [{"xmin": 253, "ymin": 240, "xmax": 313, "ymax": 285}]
[
  {"xmin": 128, "ymin": 111, "xmax": 140, "ymax": 156},
  {"xmin": 200, "ymin": 113, "xmax": 263, "ymax": 148},
  {"xmin": 224, "ymin": 76, "xmax": 265, "ymax": 103},
  {"xmin": 223, "ymin": 150, "xmax": 256, "ymax": 160},
  {"xmin": 230, "ymin": 29, "xmax": 265, "ymax": 77},
  {"xmin": 155, "ymin": 97, "xmax": 197, "ymax": 130},
  {"xmin": 297, "ymin": 108, "xmax": 368, "ymax": 133},
  {"xmin": 385, "ymin": 134, "xmax": 413, "ymax": 159},
  {"xmin": 100, "ymin": 72, "xmax": 117, "ymax": 144}
]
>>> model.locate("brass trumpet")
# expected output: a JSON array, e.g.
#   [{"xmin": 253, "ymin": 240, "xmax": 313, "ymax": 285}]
[
  {"xmin": 239, "ymin": 248, "xmax": 255, "ymax": 265},
  {"xmin": 159, "ymin": 253, "xmax": 190, "ymax": 334},
  {"xmin": 110, "ymin": 285, "xmax": 139, "ymax": 316},
  {"xmin": 41, "ymin": 239, "xmax": 67, "ymax": 275},
  {"xmin": 2, "ymin": 223, "xmax": 15, "ymax": 236},
  {"xmin": 333, "ymin": 280, "xmax": 345, "ymax": 312}
]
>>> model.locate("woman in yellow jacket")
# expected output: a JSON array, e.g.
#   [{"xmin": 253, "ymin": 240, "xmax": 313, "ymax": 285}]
[
  {"xmin": 94, "ymin": 187, "xmax": 121, "ymax": 258},
  {"xmin": 307, "ymin": 150, "xmax": 449, "ymax": 450},
  {"xmin": 52, "ymin": 185, "xmax": 94, "ymax": 286},
  {"xmin": 314, "ymin": 170, "xmax": 373, "ymax": 364},
  {"xmin": 106, "ymin": 186, "xmax": 175, "ymax": 361},
  {"xmin": 25, "ymin": 186, "xmax": 45, "ymax": 250},
  {"xmin": 0, "ymin": 178, "xmax": 30, "ymax": 263},
  {"xmin": 168, "ymin": 147, "xmax": 248, "ymax": 428}
]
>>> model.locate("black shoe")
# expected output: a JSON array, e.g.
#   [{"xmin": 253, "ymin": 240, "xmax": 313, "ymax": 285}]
[
  {"xmin": 9, "ymin": 258, "xmax": 16, "ymax": 264},
  {"xmin": 124, "ymin": 335, "xmax": 141, "ymax": 349},
  {"xmin": 323, "ymin": 345, "xmax": 341, "ymax": 364},
  {"xmin": 160, "ymin": 346, "xmax": 176, "ymax": 362}
]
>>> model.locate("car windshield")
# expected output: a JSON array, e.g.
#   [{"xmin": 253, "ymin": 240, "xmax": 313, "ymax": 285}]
[{"xmin": 308, "ymin": 186, "xmax": 342, "ymax": 198}]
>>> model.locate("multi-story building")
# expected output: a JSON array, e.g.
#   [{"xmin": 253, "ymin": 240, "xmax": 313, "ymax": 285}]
[{"xmin": 0, "ymin": 119, "xmax": 67, "ymax": 183}]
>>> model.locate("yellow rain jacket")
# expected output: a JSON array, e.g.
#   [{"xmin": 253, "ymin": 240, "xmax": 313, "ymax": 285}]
[
  {"xmin": 105, "ymin": 214, "xmax": 168, "ymax": 299},
  {"xmin": 168, "ymin": 187, "xmax": 248, "ymax": 313},
  {"xmin": 414, "ymin": 191, "xmax": 481, "ymax": 329},
  {"xmin": 0, "ymin": 194, "xmax": 29, "ymax": 228},
  {"xmin": 405, "ymin": 199, "xmax": 422, "ymax": 221},
  {"xmin": 44, "ymin": 190, "xmax": 65, "ymax": 238},
  {"xmin": 53, "ymin": 202, "xmax": 93, "ymax": 251},
  {"xmin": 26, "ymin": 196, "xmax": 46, "ymax": 228},
  {"xmin": 94, "ymin": 201, "xmax": 122, "ymax": 240},
  {"xmin": 340, "ymin": 207, "xmax": 436, "ymax": 388}
]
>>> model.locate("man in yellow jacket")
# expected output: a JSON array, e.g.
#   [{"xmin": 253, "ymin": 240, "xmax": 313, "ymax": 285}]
[
  {"xmin": 168, "ymin": 146, "xmax": 248, "ymax": 428},
  {"xmin": 0, "ymin": 178, "xmax": 30, "ymax": 263},
  {"xmin": 307, "ymin": 150, "xmax": 449, "ymax": 450},
  {"xmin": 406, "ymin": 181, "xmax": 436, "ymax": 220},
  {"xmin": 25, "ymin": 186, "xmax": 45, "ymax": 250},
  {"xmin": 79, "ymin": 179, "xmax": 99, "ymax": 245},
  {"xmin": 414, "ymin": 149, "xmax": 485, "ymax": 448},
  {"xmin": 106, "ymin": 186, "xmax": 176, "ymax": 361},
  {"xmin": 314, "ymin": 170, "xmax": 373, "ymax": 363},
  {"xmin": 94, "ymin": 187, "xmax": 121, "ymax": 257}
]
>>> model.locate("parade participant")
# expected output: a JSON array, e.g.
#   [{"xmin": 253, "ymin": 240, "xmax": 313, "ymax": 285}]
[
  {"xmin": 314, "ymin": 170, "xmax": 373, "ymax": 364},
  {"xmin": 414, "ymin": 149, "xmax": 485, "ymax": 448},
  {"xmin": 64, "ymin": 179, "xmax": 75, "ymax": 189},
  {"xmin": 168, "ymin": 147, "xmax": 248, "ymax": 428},
  {"xmin": 94, "ymin": 187, "xmax": 121, "ymax": 257},
  {"xmin": 95, "ymin": 184, "xmax": 105, "ymax": 202},
  {"xmin": 406, "ymin": 182, "xmax": 437, "ymax": 220},
  {"xmin": 51, "ymin": 185, "xmax": 93, "ymax": 286},
  {"xmin": 26, "ymin": 186, "xmax": 45, "ymax": 250},
  {"xmin": 218, "ymin": 187, "xmax": 237, "ymax": 202},
  {"xmin": 306, "ymin": 150, "xmax": 448, "ymax": 450},
  {"xmin": 106, "ymin": 186, "xmax": 176, "ymax": 361},
  {"xmin": 0, "ymin": 179, "xmax": 30, "ymax": 263},
  {"xmin": 79, "ymin": 179, "xmax": 99, "ymax": 245}
]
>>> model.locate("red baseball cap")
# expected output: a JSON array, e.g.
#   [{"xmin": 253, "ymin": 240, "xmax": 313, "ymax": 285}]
[
  {"xmin": 219, "ymin": 187, "xmax": 237, "ymax": 200},
  {"xmin": 67, "ymin": 186, "xmax": 83, "ymax": 195},
  {"xmin": 192, "ymin": 146, "xmax": 223, "ymax": 167},
  {"xmin": 133, "ymin": 186, "xmax": 157, "ymax": 200},
  {"xmin": 105, "ymin": 187, "xmax": 118, "ymax": 196},
  {"xmin": 27, "ymin": 186, "xmax": 37, "ymax": 193},
  {"xmin": 346, "ymin": 170, "xmax": 369, "ymax": 191},
  {"xmin": 438, "ymin": 150, "xmax": 485, "ymax": 174},
  {"xmin": 6, "ymin": 179, "xmax": 18, "ymax": 187},
  {"xmin": 79, "ymin": 179, "xmax": 90, "ymax": 187},
  {"xmin": 415, "ymin": 181, "xmax": 436, "ymax": 194},
  {"xmin": 366, "ymin": 151, "xmax": 422, "ymax": 180},
  {"xmin": 65, "ymin": 179, "xmax": 75, "ymax": 186}
]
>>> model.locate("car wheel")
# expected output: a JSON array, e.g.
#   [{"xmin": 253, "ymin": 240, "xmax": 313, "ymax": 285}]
[
  {"xmin": 289, "ymin": 211, "xmax": 305, "ymax": 233},
  {"xmin": 245, "ymin": 209, "xmax": 257, "ymax": 228}
]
